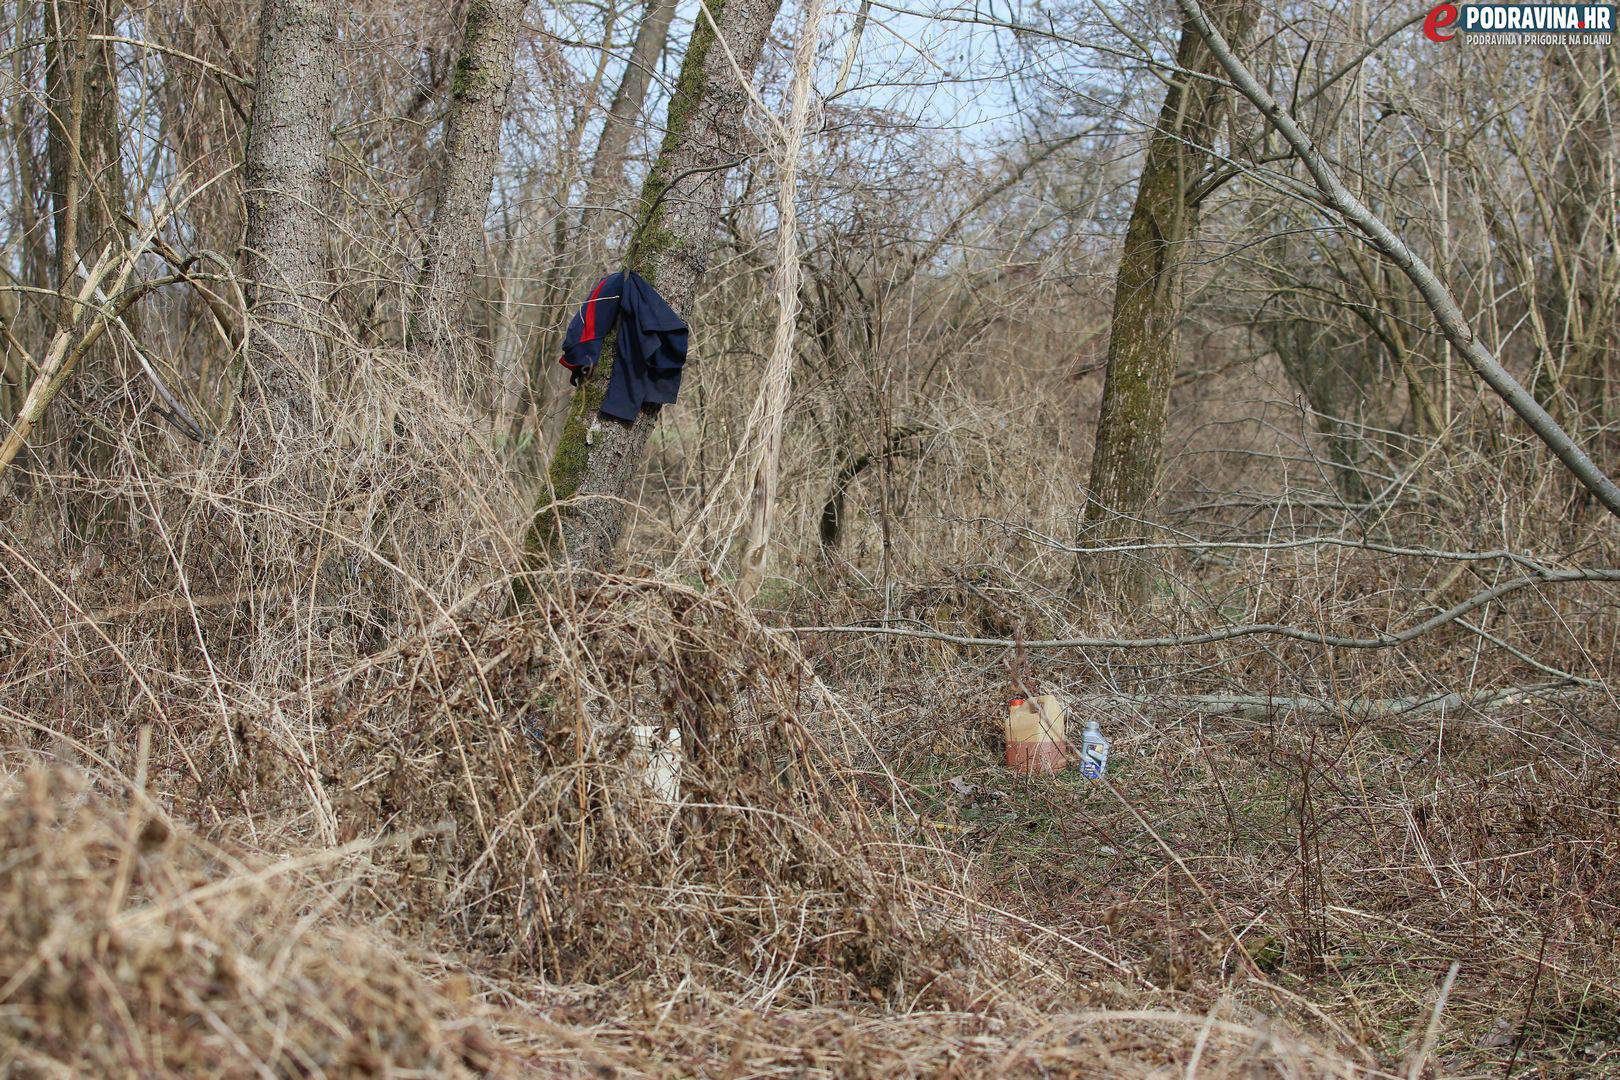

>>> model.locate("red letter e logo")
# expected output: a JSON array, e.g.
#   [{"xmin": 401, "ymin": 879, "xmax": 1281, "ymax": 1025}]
[{"xmin": 1424, "ymin": 2, "xmax": 1459, "ymax": 41}]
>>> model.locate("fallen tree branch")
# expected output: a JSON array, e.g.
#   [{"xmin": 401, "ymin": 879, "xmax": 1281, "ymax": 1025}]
[
  {"xmin": 956, "ymin": 516, "xmax": 1560, "ymax": 572},
  {"xmin": 1075, "ymin": 682, "xmax": 1581, "ymax": 721},
  {"xmin": 1173, "ymin": 0, "xmax": 1620, "ymax": 520},
  {"xmin": 783, "ymin": 566, "xmax": 1620, "ymax": 650}
]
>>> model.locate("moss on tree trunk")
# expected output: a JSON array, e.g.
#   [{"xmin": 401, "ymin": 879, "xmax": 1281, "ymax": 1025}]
[
  {"xmin": 522, "ymin": 0, "xmax": 784, "ymax": 577},
  {"xmin": 1081, "ymin": 0, "xmax": 1257, "ymax": 603}
]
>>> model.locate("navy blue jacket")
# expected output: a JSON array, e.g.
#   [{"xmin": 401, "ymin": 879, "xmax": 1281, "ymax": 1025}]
[{"xmin": 557, "ymin": 270, "xmax": 688, "ymax": 421}]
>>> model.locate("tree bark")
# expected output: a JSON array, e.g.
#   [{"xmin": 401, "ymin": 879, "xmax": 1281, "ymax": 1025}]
[
  {"xmin": 1081, "ymin": 0, "xmax": 1255, "ymax": 602},
  {"xmin": 525, "ymin": 0, "xmax": 785, "ymax": 572},
  {"xmin": 578, "ymin": 0, "xmax": 679, "ymax": 243},
  {"xmin": 410, "ymin": 0, "xmax": 528, "ymax": 391},
  {"xmin": 44, "ymin": 0, "xmax": 131, "ymax": 536},
  {"xmin": 237, "ymin": 0, "xmax": 338, "ymax": 446}
]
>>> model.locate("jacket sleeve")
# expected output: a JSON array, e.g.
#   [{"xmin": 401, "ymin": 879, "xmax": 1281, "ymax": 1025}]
[{"xmin": 557, "ymin": 274, "xmax": 622, "ymax": 372}]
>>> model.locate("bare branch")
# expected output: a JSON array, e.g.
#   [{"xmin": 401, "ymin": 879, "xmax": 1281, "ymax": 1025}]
[
  {"xmin": 786, "ymin": 566, "xmax": 1620, "ymax": 651},
  {"xmin": 1174, "ymin": 0, "xmax": 1620, "ymax": 520}
]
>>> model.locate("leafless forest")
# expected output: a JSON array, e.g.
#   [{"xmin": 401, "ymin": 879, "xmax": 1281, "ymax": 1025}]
[{"xmin": 2, "ymin": 0, "xmax": 1618, "ymax": 1073}]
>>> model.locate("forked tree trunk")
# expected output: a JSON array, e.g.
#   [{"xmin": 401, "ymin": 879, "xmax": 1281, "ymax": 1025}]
[
  {"xmin": 410, "ymin": 0, "xmax": 528, "ymax": 391},
  {"xmin": 1081, "ymin": 0, "xmax": 1256, "ymax": 602},
  {"xmin": 525, "ymin": 0, "xmax": 785, "ymax": 572},
  {"xmin": 237, "ymin": 0, "xmax": 338, "ymax": 446}
]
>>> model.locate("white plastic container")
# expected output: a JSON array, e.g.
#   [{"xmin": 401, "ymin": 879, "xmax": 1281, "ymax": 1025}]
[
  {"xmin": 1079, "ymin": 719, "xmax": 1110, "ymax": 779},
  {"xmin": 631, "ymin": 725, "xmax": 682, "ymax": 800}
]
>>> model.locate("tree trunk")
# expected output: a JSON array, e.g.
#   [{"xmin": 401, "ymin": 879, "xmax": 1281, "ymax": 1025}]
[
  {"xmin": 409, "ymin": 0, "xmax": 528, "ymax": 392},
  {"xmin": 1080, "ymin": 0, "xmax": 1256, "ymax": 602},
  {"xmin": 520, "ymin": 0, "xmax": 680, "ymax": 448},
  {"xmin": 237, "ymin": 0, "xmax": 338, "ymax": 446},
  {"xmin": 229, "ymin": 0, "xmax": 339, "ymax": 685},
  {"xmin": 45, "ymin": 0, "xmax": 130, "ymax": 536},
  {"xmin": 525, "ymin": 0, "xmax": 784, "ymax": 572}
]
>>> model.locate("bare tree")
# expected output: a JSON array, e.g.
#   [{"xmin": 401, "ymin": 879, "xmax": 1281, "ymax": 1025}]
[
  {"xmin": 528, "ymin": 0, "xmax": 786, "ymax": 571},
  {"xmin": 513, "ymin": 0, "xmax": 681, "ymax": 446},
  {"xmin": 410, "ymin": 0, "xmax": 530, "ymax": 389},
  {"xmin": 44, "ymin": 0, "xmax": 125, "ymax": 303},
  {"xmin": 45, "ymin": 0, "xmax": 130, "ymax": 534},
  {"xmin": 1535, "ymin": 45, "xmax": 1617, "ymax": 435},
  {"xmin": 1081, "ymin": 0, "xmax": 1257, "ymax": 601},
  {"xmin": 1176, "ymin": 0, "xmax": 1620, "ymax": 520},
  {"xmin": 237, "ymin": 0, "xmax": 339, "ymax": 446},
  {"xmin": 578, "ymin": 0, "xmax": 679, "ymax": 243}
]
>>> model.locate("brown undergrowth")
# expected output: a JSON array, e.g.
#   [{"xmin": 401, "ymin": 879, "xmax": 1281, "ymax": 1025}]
[
  {"xmin": 0, "ymin": 766, "xmax": 508, "ymax": 1076},
  {"xmin": 19, "ymin": 397, "xmax": 1579, "ymax": 1075},
  {"xmin": 0, "ymin": 557, "xmax": 1371, "ymax": 1076},
  {"xmin": 300, "ymin": 572, "xmax": 975, "ymax": 1001},
  {"xmin": 817, "ymin": 557, "xmax": 1620, "ymax": 1075}
]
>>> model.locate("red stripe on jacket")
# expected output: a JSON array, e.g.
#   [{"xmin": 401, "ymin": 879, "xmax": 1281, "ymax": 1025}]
[
  {"xmin": 560, "ymin": 276, "xmax": 611, "ymax": 370},
  {"xmin": 581, "ymin": 277, "xmax": 608, "ymax": 342}
]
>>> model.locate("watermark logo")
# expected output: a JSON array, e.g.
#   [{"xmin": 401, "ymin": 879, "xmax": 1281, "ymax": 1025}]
[{"xmin": 1424, "ymin": 3, "xmax": 1614, "ymax": 44}]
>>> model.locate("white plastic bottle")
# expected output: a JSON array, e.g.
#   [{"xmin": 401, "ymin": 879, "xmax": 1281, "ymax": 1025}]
[{"xmin": 1079, "ymin": 720, "xmax": 1110, "ymax": 779}]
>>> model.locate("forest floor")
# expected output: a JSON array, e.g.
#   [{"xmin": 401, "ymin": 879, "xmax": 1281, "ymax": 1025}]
[
  {"xmin": 5, "ymin": 541, "xmax": 1619, "ymax": 1077},
  {"xmin": 872, "ymin": 670, "xmax": 1620, "ymax": 1076}
]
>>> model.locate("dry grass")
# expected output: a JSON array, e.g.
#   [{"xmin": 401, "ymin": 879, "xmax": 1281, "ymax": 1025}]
[
  {"xmin": 5, "ymin": 267, "xmax": 1616, "ymax": 1076},
  {"xmin": 787, "ymin": 491, "xmax": 1620, "ymax": 1076},
  {"xmin": 0, "ymin": 560, "xmax": 1373, "ymax": 1077},
  {"xmin": 0, "ymin": 766, "xmax": 508, "ymax": 1076},
  {"xmin": 303, "ymin": 574, "xmax": 976, "ymax": 1000}
]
